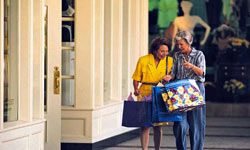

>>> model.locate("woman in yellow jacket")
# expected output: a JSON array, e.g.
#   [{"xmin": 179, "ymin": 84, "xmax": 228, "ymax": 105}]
[{"xmin": 132, "ymin": 37, "xmax": 173, "ymax": 150}]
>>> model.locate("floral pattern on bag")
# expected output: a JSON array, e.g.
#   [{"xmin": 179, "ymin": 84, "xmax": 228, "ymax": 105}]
[{"xmin": 162, "ymin": 81, "xmax": 205, "ymax": 112}]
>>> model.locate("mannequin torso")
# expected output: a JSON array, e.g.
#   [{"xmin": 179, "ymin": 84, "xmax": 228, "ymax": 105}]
[
  {"xmin": 174, "ymin": 15, "xmax": 201, "ymax": 33},
  {"xmin": 172, "ymin": 1, "xmax": 211, "ymax": 47}
]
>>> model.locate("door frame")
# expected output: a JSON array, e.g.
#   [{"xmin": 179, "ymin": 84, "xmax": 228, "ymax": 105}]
[{"xmin": 44, "ymin": 0, "xmax": 61, "ymax": 149}]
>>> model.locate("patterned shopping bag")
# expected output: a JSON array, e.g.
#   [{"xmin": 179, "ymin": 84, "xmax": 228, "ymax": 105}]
[{"xmin": 162, "ymin": 79, "xmax": 205, "ymax": 112}]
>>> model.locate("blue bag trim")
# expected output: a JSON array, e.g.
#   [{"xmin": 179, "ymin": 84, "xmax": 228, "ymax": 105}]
[{"xmin": 164, "ymin": 79, "xmax": 194, "ymax": 89}]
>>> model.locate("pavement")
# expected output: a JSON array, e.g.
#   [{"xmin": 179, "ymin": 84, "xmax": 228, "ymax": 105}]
[{"xmin": 103, "ymin": 117, "xmax": 250, "ymax": 150}]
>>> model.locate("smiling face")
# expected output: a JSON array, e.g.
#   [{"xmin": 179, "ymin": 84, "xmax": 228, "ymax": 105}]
[
  {"xmin": 176, "ymin": 39, "xmax": 191, "ymax": 54},
  {"xmin": 155, "ymin": 45, "xmax": 169, "ymax": 60}
]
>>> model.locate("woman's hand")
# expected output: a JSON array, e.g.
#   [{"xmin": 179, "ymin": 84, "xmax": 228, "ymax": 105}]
[
  {"xmin": 162, "ymin": 75, "xmax": 172, "ymax": 83},
  {"xmin": 183, "ymin": 60, "xmax": 194, "ymax": 69},
  {"xmin": 134, "ymin": 89, "xmax": 140, "ymax": 96},
  {"xmin": 133, "ymin": 80, "xmax": 140, "ymax": 96}
]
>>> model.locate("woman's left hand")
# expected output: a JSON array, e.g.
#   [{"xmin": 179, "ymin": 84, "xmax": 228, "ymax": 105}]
[{"xmin": 183, "ymin": 60, "xmax": 194, "ymax": 69}]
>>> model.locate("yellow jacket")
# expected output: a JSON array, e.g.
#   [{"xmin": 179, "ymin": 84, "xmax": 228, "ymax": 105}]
[{"xmin": 132, "ymin": 54, "xmax": 173, "ymax": 99}]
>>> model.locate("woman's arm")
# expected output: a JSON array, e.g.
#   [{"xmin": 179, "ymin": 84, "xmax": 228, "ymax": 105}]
[
  {"xmin": 133, "ymin": 80, "xmax": 140, "ymax": 96},
  {"xmin": 190, "ymin": 63, "xmax": 204, "ymax": 76},
  {"xmin": 183, "ymin": 59, "xmax": 204, "ymax": 76}
]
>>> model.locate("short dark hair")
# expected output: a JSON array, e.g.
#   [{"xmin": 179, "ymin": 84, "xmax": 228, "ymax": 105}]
[{"xmin": 149, "ymin": 37, "xmax": 169, "ymax": 54}]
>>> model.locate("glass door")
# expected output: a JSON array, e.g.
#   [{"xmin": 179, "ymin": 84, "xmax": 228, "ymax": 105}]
[{"xmin": 62, "ymin": 0, "xmax": 75, "ymax": 107}]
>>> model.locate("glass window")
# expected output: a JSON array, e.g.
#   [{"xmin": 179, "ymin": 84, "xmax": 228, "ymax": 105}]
[
  {"xmin": 61, "ymin": 0, "xmax": 75, "ymax": 106},
  {"xmin": 4, "ymin": 0, "xmax": 18, "ymax": 122},
  {"xmin": 44, "ymin": 5, "xmax": 48, "ymax": 112}
]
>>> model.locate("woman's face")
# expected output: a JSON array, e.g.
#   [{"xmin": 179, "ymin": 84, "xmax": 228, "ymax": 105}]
[
  {"xmin": 155, "ymin": 45, "xmax": 169, "ymax": 60},
  {"xmin": 176, "ymin": 39, "xmax": 191, "ymax": 54}
]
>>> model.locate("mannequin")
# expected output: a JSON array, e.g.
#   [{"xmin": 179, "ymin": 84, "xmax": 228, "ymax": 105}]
[{"xmin": 172, "ymin": 1, "xmax": 211, "ymax": 47}]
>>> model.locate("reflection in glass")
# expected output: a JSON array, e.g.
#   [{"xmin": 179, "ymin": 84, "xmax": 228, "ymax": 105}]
[
  {"xmin": 61, "ymin": 0, "xmax": 75, "ymax": 106},
  {"xmin": 44, "ymin": 6, "xmax": 48, "ymax": 112},
  {"xmin": 4, "ymin": 0, "xmax": 18, "ymax": 122},
  {"xmin": 62, "ymin": 50, "xmax": 75, "ymax": 76},
  {"xmin": 62, "ymin": 0, "xmax": 75, "ymax": 17},
  {"xmin": 62, "ymin": 79, "xmax": 75, "ymax": 106},
  {"xmin": 62, "ymin": 21, "xmax": 74, "ymax": 47}
]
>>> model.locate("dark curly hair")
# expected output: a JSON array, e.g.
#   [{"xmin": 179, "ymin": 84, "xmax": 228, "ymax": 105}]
[{"xmin": 149, "ymin": 37, "xmax": 169, "ymax": 54}]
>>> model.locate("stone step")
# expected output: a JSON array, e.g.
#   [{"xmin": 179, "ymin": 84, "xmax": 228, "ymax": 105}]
[
  {"xmin": 103, "ymin": 117, "xmax": 250, "ymax": 150},
  {"xmin": 207, "ymin": 102, "xmax": 250, "ymax": 117},
  {"xmin": 159, "ymin": 126, "xmax": 250, "ymax": 137},
  {"xmin": 104, "ymin": 134, "xmax": 250, "ymax": 150},
  {"xmin": 206, "ymin": 117, "xmax": 250, "ymax": 127}
]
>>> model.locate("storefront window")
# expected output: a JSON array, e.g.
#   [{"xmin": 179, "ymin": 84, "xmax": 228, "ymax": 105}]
[
  {"xmin": 4, "ymin": 0, "xmax": 18, "ymax": 122},
  {"xmin": 149, "ymin": 0, "xmax": 250, "ymax": 103}
]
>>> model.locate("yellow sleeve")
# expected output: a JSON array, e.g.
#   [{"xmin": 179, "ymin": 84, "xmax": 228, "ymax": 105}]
[
  {"xmin": 167, "ymin": 56, "xmax": 173, "ymax": 75},
  {"xmin": 132, "ymin": 57, "xmax": 143, "ymax": 81}
]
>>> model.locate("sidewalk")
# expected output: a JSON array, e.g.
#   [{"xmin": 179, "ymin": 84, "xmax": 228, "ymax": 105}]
[{"xmin": 103, "ymin": 117, "xmax": 250, "ymax": 150}]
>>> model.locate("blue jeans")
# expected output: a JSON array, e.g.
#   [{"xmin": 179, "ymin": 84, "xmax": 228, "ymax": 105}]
[{"xmin": 173, "ymin": 82, "xmax": 206, "ymax": 150}]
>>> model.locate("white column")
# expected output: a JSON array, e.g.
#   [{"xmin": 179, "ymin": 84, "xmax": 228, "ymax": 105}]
[
  {"xmin": 122, "ymin": 0, "xmax": 132, "ymax": 99},
  {"xmin": 103, "ymin": 0, "xmax": 112, "ymax": 103},
  {"xmin": 33, "ymin": 0, "xmax": 44, "ymax": 119},
  {"xmin": 0, "ymin": 0, "xmax": 4, "ymax": 129},
  {"xmin": 19, "ymin": 0, "xmax": 33, "ymax": 121},
  {"xmin": 110, "ymin": 0, "xmax": 123, "ymax": 101},
  {"xmin": 94, "ymin": 0, "xmax": 104, "ymax": 107},
  {"xmin": 130, "ymin": 0, "xmax": 141, "ymax": 83},
  {"xmin": 129, "ymin": 0, "xmax": 148, "ymax": 93},
  {"xmin": 139, "ymin": 0, "xmax": 148, "ymax": 56},
  {"xmin": 75, "ymin": 0, "xmax": 95, "ymax": 109}
]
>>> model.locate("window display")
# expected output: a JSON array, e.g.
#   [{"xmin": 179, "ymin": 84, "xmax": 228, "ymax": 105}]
[{"xmin": 149, "ymin": 0, "xmax": 250, "ymax": 103}]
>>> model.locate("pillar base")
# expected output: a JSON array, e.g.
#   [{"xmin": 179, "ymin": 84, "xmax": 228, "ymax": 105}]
[{"xmin": 61, "ymin": 129, "xmax": 140, "ymax": 150}]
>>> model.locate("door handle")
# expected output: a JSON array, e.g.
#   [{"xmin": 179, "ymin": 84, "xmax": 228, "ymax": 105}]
[{"xmin": 54, "ymin": 66, "xmax": 60, "ymax": 94}]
